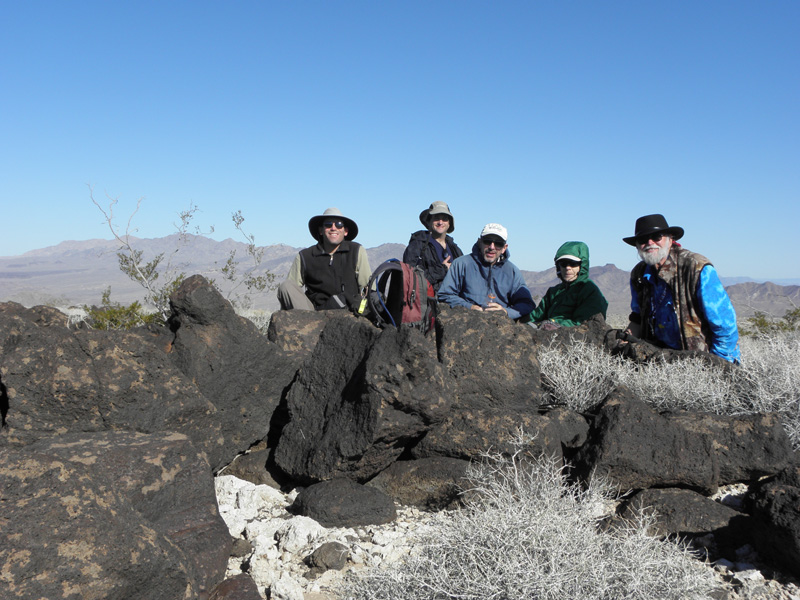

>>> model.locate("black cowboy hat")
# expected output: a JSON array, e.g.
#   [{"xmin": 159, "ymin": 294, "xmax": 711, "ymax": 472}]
[
  {"xmin": 623, "ymin": 214, "xmax": 684, "ymax": 246},
  {"xmin": 308, "ymin": 207, "xmax": 359, "ymax": 242}
]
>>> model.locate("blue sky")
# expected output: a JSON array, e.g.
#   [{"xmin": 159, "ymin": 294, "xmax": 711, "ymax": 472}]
[{"xmin": 2, "ymin": 1, "xmax": 798, "ymax": 280}]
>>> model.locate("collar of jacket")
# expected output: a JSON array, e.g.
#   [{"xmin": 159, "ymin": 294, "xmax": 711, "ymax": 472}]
[{"xmin": 311, "ymin": 239, "xmax": 353, "ymax": 257}]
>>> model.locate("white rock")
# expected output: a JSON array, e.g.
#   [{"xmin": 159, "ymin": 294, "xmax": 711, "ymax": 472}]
[
  {"xmin": 270, "ymin": 573, "xmax": 305, "ymax": 600},
  {"xmin": 275, "ymin": 516, "xmax": 327, "ymax": 553},
  {"xmin": 215, "ymin": 474, "xmax": 255, "ymax": 509}
]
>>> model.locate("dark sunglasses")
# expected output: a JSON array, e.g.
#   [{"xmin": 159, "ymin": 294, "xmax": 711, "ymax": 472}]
[
  {"xmin": 557, "ymin": 259, "xmax": 581, "ymax": 268},
  {"xmin": 636, "ymin": 232, "xmax": 666, "ymax": 245},
  {"xmin": 481, "ymin": 236, "xmax": 506, "ymax": 248},
  {"xmin": 430, "ymin": 214, "xmax": 451, "ymax": 222},
  {"xmin": 323, "ymin": 220, "xmax": 345, "ymax": 229}
]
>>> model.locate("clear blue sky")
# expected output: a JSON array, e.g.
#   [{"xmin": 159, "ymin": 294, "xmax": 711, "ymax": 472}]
[{"xmin": 2, "ymin": 1, "xmax": 798, "ymax": 279}]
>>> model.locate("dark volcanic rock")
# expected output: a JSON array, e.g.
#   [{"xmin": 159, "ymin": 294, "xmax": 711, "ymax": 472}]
[
  {"xmin": 544, "ymin": 406, "xmax": 591, "ymax": 449},
  {"xmin": 290, "ymin": 478, "xmax": 396, "ymax": 528},
  {"xmin": 304, "ymin": 541, "xmax": 349, "ymax": 577},
  {"xmin": 367, "ymin": 456, "xmax": 469, "ymax": 509},
  {"xmin": 575, "ymin": 387, "xmax": 720, "ymax": 493},
  {"xmin": 410, "ymin": 409, "xmax": 563, "ymax": 462},
  {"xmin": 274, "ymin": 318, "xmax": 450, "ymax": 483},
  {"xmin": 0, "ymin": 302, "xmax": 104, "ymax": 445},
  {"xmin": 267, "ymin": 309, "xmax": 344, "ymax": 357},
  {"xmin": 436, "ymin": 306, "xmax": 542, "ymax": 410},
  {"xmin": 669, "ymin": 411, "xmax": 792, "ymax": 485},
  {"xmin": 618, "ymin": 488, "xmax": 754, "ymax": 558},
  {"xmin": 27, "ymin": 430, "xmax": 231, "ymax": 594},
  {"xmin": 168, "ymin": 275, "xmax": 302, "ymax": 471},
  {"xmin": 749, "ymin": 464, "xmax": 800, "ymax": 578},
  {"xmin": 0, "ymin": 303, "xmax": 221, "ymax": 462},
  {"xmin": 208, "ymin": 573, "xmax": 263, "ymax": 600},
  {"xmin": 0, "ymin": 447, "xmax": 196, "ymax": 599}
]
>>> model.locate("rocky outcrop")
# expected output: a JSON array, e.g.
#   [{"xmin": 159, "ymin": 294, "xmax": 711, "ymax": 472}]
[
  {"xmin": 574, "ymin": 387, "xmax": 792, "ymax": 494},
  {"xmin": 273, "ymin": 318, "xmax": 450, "ymax": 483},
  {"xmin": 0, "ymin": 431, "xmax": 230, "ymax": 599},
  {"xmin": 749, "ymin": 464, "xmax": 800, "ymax": 577},
  {"xmin": 2, "ymin": 277, "xmax": 798, "ymax": 598},
  {"xmin": 168, "ymin": 275, "xmax": 304, "ymax": 471}
]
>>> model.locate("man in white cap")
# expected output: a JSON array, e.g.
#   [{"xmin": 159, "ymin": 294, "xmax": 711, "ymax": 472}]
[
  {"xmin": 277, "ymin": 208, "xmax": 371, "ymax": 311},
  {"xmin": 437, "ymin": 223, "xmax": 534, "ymax": 320}
]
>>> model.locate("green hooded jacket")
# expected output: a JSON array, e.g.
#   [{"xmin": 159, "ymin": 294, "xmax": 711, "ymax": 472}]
[{"xmin": 529, "ymin": 241, "xmax": 608, "ymax": 327}]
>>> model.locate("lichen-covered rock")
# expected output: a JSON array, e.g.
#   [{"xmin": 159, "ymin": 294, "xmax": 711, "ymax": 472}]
[
  {"xmin": 0, "ymin": 447, "xmax": 195, "ymax": 599},
  {"xmin": 168, "ymin": 275, "xmax": 303, "ymax": 471}
]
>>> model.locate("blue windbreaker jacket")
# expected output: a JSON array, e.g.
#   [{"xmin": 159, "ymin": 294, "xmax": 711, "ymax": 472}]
[{"xmin": 438, "ymin": 242, "xmax": 535, "ymax": 320}]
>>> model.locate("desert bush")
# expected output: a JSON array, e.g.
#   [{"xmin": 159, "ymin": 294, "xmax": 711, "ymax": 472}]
[
  {"xmin": 615, "ymin": 358, "xmax": 735, "ymax": 415},
  {"xmin": 537, "ymin": 330, "xmax": 800, "ymax": 449},
  {"xmin": 236, "ymin": 308, "xmax": 273, "ymax": 335},
  {"xmin": 733, "ymin": 332, "xmax": 800, "ymax": 447},
  {"xmin": 538, "ymin": 338, "xmax": 619, "ymax": 412},
  {"xmin": 740, "ymin": 307, "xmax": 800, "ymax": 336},
  {"xmin": 83, "ymin": 288, "xmax": 159, "ymax": 330},
  {"xmin": 90, "ymin": 187, "xmax": 276, "ymax": 322},
  {"xmin": 339, "ymin": 438, "xmax": 719, "ymax": 600}
]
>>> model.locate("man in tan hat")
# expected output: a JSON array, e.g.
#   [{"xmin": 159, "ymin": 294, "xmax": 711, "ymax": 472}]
[
  {"xmin": 403, "ymin": 201, "xmax": 463, "ymax": 292},
  {"xmin": 622, "ymin": 213, "xmax": 740, "ymax": 363},
  {"xmin": 277, "ymin": 208, "xmax": 371, "ymax": 311}
]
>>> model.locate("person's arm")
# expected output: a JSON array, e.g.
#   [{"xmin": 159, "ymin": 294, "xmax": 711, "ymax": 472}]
[
  {"xmin": 355, "ymin": 245, "xmax": 371, "ymax": 289},
  {"xmin": 437, "ymin": 261, "xmax": 472, "ymax": 309},
  {"xmin": 505, "ymin": 270, "xmax": 535, "ymax": 320},
  {"xmin": 697, "ymin": 265, "xmax": 741, "ymax": 363},
  {"xmin": 403, "ymin": 235, "xmax": 424, "ymax": 267},
  {"xmin": 624, "ymin": 279, "xmax": 642, "ymax": 337},
  {"xmin": 528, "ymin": 289, "xmax": 551, "ymax": 323},
  {"xmin": 287, "ymin": 254, "xmax": 304, "ymax": 287}
]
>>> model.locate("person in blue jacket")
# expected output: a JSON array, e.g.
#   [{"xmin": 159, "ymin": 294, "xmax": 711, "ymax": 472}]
[
  {"xmin": 438, "ymin": 223, "xmax": 535, "ymax": 321},
  {"xmin": 622, "ymin": 214, "xmax": 741, "ymax": 363}
]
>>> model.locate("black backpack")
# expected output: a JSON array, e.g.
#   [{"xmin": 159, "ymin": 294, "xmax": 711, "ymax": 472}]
[{"xmin": 359, "ymin": 259, "xmax": 437, "ymax": 334}]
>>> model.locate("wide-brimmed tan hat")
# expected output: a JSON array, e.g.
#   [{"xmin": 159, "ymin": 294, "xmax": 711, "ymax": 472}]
[
  {"xmin": 308, "ymin": 207, "xmax": 358, "ymax": 241},
  {"xmin": 623, "ymin": 214, "xmax": 684, "ymax": 246},
  {"xmin": 419, "ymin": 201, "xmax": 455, "ymax": 233}
]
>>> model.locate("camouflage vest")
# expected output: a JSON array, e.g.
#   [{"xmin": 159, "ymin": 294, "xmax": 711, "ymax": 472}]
[{"xmin": 630, "ymin": 246, "xmax": 712, "ymax": 352}]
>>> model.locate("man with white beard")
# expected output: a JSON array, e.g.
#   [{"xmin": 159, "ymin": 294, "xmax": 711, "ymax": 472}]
[{"xmin": 622, "ymin": 214, "xmax": 740, "ymax": 363}]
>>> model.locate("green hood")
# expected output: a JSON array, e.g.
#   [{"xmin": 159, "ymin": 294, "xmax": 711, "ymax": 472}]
[{"xmin": 554, "ymin": 241, "xmax": 590, "ymax": 283}]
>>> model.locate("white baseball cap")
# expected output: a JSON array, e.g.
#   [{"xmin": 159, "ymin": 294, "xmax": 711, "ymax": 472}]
[{"xmin": 480, "ymin": 223, "xmax": 508, "ymax": 242}]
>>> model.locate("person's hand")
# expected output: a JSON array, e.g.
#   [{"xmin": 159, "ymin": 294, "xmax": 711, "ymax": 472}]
[
  {"xmin": 442, "ymin": 256, "xmax": 452, "ymax": 269},
  {"xmin": 470, "ymin": 304, "xmax": 484, "ymax": 311},
  {"xmin": 485, "ymin": 302, "xmax": 508, "ymax": 315}
]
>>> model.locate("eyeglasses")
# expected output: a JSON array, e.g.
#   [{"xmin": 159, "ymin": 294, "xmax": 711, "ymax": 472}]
[
  {"xmin": 636, "ymin": 233, "xmax": 666, "ymax": 245},
  {"xmin": 323, "ymin": 220, "xmax": 345, "ymax": 229},
  {"xmin": 430, "ymin": 214, "xmax": 451, "ymax": 222},
  {"xmin": 481, "ymin": 237, "xmax": 506, "ymax": 248},
  {"xmin": 557, "ymin": 259, "xmax": 581, "ymax": 268}
]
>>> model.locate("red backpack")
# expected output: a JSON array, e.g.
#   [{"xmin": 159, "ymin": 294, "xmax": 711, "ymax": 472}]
[{"xmin": 360, "ymin": 259, "xmax": 437, "ymax": 334}]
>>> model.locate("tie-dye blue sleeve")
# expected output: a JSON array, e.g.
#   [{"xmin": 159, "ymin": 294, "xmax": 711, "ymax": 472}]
[{"xmin": 697, "ymin": 265, "xmax": 741, "ymax": 363}]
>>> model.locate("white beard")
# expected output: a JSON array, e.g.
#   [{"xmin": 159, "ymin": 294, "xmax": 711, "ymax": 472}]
[{"xmin": 638, "ymin": 243, "xmax": 670, "ymax": 266}]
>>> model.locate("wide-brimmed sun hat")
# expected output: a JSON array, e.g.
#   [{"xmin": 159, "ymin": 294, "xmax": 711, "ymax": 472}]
[
  {"xmin": 623, "ymin": 214, "xmax": 684, "ymax": 246},
  {"xmin": 308, "ymin": 207, "xmax": 358, "ymax": 242},
  {"xmin": 419, "ymin": 201, "xmax": 455, "ymax": 233}
]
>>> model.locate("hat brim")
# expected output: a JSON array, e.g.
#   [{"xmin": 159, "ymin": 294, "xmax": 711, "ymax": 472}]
[
  {"xmin": 419, "ymin": 209, "xmax": 455, "ymax": 233},
  {"xmin": 308, "ymin": 215, "xmax": 358, "ymax": 242},
  {"xmin": 623, "ymin": 226, "xmax": 684, "ymax": 246}
]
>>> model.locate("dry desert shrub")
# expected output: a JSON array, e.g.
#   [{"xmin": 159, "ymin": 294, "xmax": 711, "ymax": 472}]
[
  {"xmin": 339, "ymin": 440, "xmax": 719, "ymax": 600},
  {"xmin": 537, "ymin": 332, "xmax": 800, "ymax": 449}
]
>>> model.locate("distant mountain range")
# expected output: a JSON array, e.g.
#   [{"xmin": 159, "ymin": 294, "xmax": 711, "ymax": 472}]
[{"xmin": 1, "ymin": 235, "xmax": 798, "ymax": 321}]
